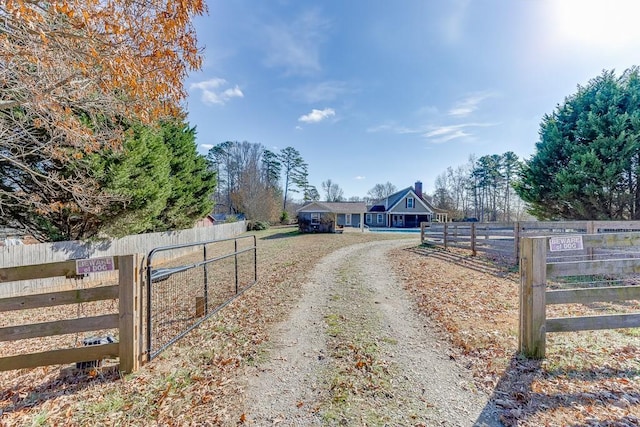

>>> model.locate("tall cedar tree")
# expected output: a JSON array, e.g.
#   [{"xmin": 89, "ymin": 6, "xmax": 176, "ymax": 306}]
[
  {"xmin": 516, "ymin": 68, "xmax": 640, "ymax": 220},
  {"xmin": 15, "ymin": 120, "xmax": 215, "ymax": 241},
  {"xmin": 262, "ymin": 150, "xmax": 282, "ymax": 189},
  {"xmin": 94, "ymin": 124, "xmax": 172, "ymax": 238},
  {"xmin": 155, "ymin": 122, "xmax": 216, "ymax": 231}
]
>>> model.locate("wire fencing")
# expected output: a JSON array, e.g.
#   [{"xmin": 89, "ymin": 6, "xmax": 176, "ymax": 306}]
[{"xmin": 145, "ymin": 235, "xmax": 257, "ymax": 360}]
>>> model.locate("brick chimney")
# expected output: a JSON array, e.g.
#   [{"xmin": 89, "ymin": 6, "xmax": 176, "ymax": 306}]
[{"xmin": 414, "ymin": 181, "xmax": 423, "ymax": 199}]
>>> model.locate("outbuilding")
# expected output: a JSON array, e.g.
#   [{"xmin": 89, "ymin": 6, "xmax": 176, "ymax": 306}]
[{"xmin": 297, "ymin": 202, "xmax": 367, "ymax": 233}]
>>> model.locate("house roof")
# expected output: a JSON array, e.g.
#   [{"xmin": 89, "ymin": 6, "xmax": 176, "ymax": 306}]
[
  {"xmin": 386, "ymin": 187, "xmax": 413, "ymax": 209},
  {"xmin": 368, "ymin": 185, "xmax": 444, "ymax": 213},
  {"xmin": 297, "ymin": 201, "xmax": 367, "ymax": 214},
  {"xmin": 209, "ymin": 213, "xmax": 246, "ymax": 221},
  {"xmin": 388, "ymin": 188, "xmax": 433, "ymax": 212}
]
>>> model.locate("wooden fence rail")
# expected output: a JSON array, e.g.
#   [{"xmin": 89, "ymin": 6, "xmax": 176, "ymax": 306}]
[
  {"xmin": 0, "ymin": 254, "xmax": 143, "ymax": 373},
  {"xmin": 0, "ymin": 221, "xmax": 246, "ymax": 298},
  {"xmin": 421, "ymin": 220, "xmax": 640, "ymax": 260},
  {"xmin": 519, "ymin": 233, "xmax": 640, "ymax": 358}
]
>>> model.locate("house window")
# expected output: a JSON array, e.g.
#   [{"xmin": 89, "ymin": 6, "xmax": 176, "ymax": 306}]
[
  {"xmin": 366, "ymin": 213, "xmax": 372, "ymax": 223},
  {"xmin": 377, "ymin": 214, "xmax": 383, "ymax": 223},
  {"xmin": 311, "ymin": 213, "xmax": 320, "ymax": 225},
  {"xmin": 407, "ymin": 197, "xmax": 415, "ymax": 208},
  {"xmin": 345, "ymin": 214, "xmax": 352, "ymax": 225}
]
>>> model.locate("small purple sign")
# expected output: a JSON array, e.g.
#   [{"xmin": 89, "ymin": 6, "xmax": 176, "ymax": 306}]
[
  {"xmin": 76, "ymin": 256, "xmax": 115, "ymax": 274},
  {"xmin": 549, "ymin": 236, "xmax": 584, "ymax": 252}
]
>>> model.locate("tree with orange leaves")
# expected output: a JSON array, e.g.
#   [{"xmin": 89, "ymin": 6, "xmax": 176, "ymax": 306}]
[{"xmin": 0, "ymin": 0, "xmax": 206, "ymax": 240}]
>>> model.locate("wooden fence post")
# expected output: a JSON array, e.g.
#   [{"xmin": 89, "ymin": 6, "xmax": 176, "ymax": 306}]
[
  {"xmin": 586, "ymin": 221, "xmax": 596, "ymax": 260},
  {"xmin": 443, "ymin": 222, "xmax": 449, "ymax": 250},
  {"xmin": 420, "ymin": 222, "xmax": 425, "ymax": 243},
  {"xmin": 514, "ymin": 221, "xmax": 520, "ymax": 261},
  {"xmin": 118, "ymin": 254, "xmax": 142, "ymax": 373},
  {"xmin": 519, "ymin": 237, "xmax": 547, "ymax": 359},
  {"xmin": 471, "ymin": 222, "xmax": 476, "ymax": 256}
]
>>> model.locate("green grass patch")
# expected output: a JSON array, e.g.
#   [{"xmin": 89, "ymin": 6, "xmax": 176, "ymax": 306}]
[{"xmin": 30, "ymin": 412, "xmax": 48, "ymax": 427}]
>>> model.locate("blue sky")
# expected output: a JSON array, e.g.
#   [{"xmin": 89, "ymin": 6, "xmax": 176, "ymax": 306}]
[{"xmin": 185, "ymin": 0, "xmax": 640, "ymax": 199}]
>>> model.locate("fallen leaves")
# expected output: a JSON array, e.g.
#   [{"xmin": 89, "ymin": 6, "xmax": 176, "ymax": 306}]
[
  {"xmin": 4, "ymin": 232, "xmax": 638, "ymax": 426},
  {"xmin": 390, "ymin": 245, "xmax": 640, "ymax": 426},
  {"xmin": 1, "ymin": 229, "xmax": 410, "ymax": 425}
]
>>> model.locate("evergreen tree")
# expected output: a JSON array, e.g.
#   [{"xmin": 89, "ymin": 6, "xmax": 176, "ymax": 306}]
[
  {"xmin": 516, "ymin": 67, "xmax": 640, "ymax": 220},
  {"xmin": 501, "ymin": 151, "xmax": 521, "ymax": 221},
  {"xmin": 207, "ymin": 141, "xmax": 235, "ymax": 214},
  {"xmin": 93, "ymin": 124, "xmax": 172, "ymax": 237},
  {"xmin": 262, "ymin": 149, "xmax": 282, "ymax": 189},
  {"xmin": 278, "ymin": 146, "xmax": 306, "ymax": 210},
  {"xmin": 154, "ymin": 121, "xmax": 216, "ymax": 231}
]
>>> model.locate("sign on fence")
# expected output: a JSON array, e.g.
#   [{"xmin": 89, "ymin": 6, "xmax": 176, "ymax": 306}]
[
  {"xmin": 76, "ymin": 256, "xmax": 115, "ymax": 274},
  {"xmin": 548, "ymin": 235, "xmax": 583, "ymax": 252}
]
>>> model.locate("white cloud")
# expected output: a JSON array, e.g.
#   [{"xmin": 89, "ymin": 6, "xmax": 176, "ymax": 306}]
[
  {"xmin": 298, "ymin": 108, "xmax": 336, "ymax": 124},
  {"xmin": 355, "ymin": 176, "xmax": 366, "ymax": 180},
  {"xmin": 366, "ymin": 123, "xmax": 422, "ymax": 134},
  {"xmin": 200, "ymin": 144, "xmax": 214, "ymax": 150},
  {"xmin": 263, "ymin": 9, "xmax": 331, "ymax": 75},
  {"xmin": 426, "ymin": 128, "xmax": 471, "ymax": 143},
  {"xmin": 423, "ymin": 122, "xmax": 497, "ymax": 144},
  {"xmin": 291, "ymin": 80, "xmax": 349, "ymax": 103},
  {"xmin": 190, "ymin": 78, "xmax": 244, "ymax": 105},
  {"xmin": 448, "ymin": 91, "xmax": 496, "ymax": 117}
]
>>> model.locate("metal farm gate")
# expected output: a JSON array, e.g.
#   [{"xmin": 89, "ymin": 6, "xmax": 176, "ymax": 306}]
[{"xmin": 146, "ymin": 235, "xmax": 257, "ymax": 360}]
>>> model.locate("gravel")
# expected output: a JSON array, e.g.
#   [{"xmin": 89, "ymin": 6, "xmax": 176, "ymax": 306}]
[{"xmin": 243, "ymin": 239, "xmax": 502, "ymax": 426}]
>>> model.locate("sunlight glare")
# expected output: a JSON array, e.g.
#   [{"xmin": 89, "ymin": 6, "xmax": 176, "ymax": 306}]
[{"xmin": 550, "ymin": 0, "xmax": 640, "ymax": 49}]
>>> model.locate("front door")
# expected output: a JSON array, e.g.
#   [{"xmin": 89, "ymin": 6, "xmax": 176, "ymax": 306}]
[{"xmin": 392, "ymin": 215, "xmax": 404, "ymax": 227}]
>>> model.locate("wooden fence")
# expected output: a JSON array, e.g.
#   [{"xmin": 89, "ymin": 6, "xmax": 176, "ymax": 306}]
[
  {"xmin": 0, "ymin": 221, "xmax": 246, "ymax": 298},
  {"xmin": 421, "ymin": 220, "xmax": 640, "ymax": 260},
  {"xmin": 0, "ymin": 255, "xmax": 143, "ymax": 373},
  {"xmin": 519, "ymin": 233, "xmax": 640, "ymax": 358}
]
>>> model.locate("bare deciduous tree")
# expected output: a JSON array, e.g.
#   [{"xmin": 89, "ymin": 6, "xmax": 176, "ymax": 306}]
[
  {"xmin": 0, "ymin": 0, "xmax": 205, "ymax": 236},
  {"xmin": 322, "ymin": 179, "xmax": 344, "ymax": 202},
  {"xmin": 367, "ymin": 182, "xmax": 397, "ymax": 201}
]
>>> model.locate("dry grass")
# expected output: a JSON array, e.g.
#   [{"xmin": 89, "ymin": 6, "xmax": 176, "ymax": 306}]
[
  {"xmin": 390, "ymin": 244, "xmax": 640, "ymax": 426},
  {"xmin": 0, "ymin": 227, "xmax": 412, "ymax": 426},
  {"xmin": 3, "ymin": 228, "xmax": 639, "ymax": 426}
]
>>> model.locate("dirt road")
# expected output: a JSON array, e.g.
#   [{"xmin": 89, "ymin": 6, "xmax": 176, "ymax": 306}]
[{"xmin": 243, "ymin": 239, "xmax": 502, "ymax": 426}]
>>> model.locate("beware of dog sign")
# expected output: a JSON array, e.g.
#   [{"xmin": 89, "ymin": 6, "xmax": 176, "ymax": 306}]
[
  {"xmin": 76, "ymin": 256, "xmax": 116, "ymax": 274},
  {"xmin": 548, "ymin": 235, "xmax": 584, "ymax": 252}
]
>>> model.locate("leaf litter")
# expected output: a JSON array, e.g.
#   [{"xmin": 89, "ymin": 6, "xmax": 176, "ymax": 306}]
[{"xmin": 2, "ymin": 229, "xmax": 639, "ymax": 426}]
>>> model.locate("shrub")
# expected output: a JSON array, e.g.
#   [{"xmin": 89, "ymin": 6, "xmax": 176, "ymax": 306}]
[
  {"xmin": 247, "ymin": 220, "xmax": 270, "ymax": 231},
  {"xmin": 280, "ymin": 211, "xmax": 289, "ymax": 224}
]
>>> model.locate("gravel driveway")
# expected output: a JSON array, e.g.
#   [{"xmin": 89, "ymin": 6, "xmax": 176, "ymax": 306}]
[{"xmin": 243, "ymin": 239, "xmax": 502, "ymax": 426}]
